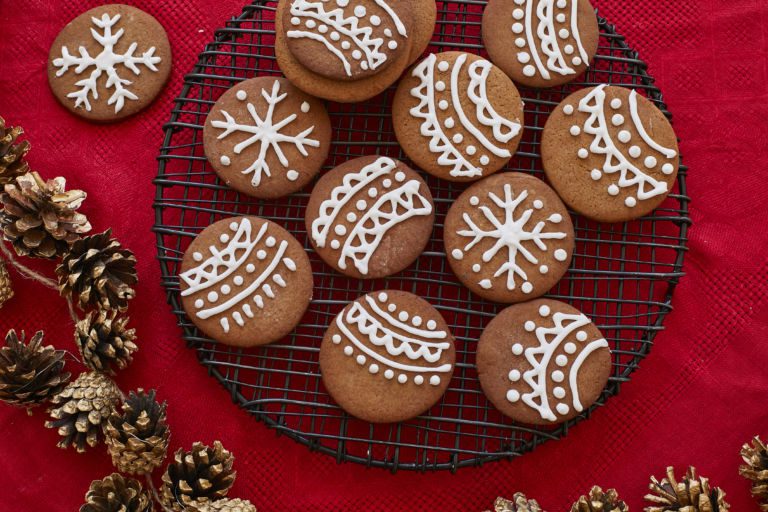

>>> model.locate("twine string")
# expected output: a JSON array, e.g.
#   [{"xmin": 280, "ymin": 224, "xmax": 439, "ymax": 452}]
[{"xmin": 0, "ymin": 241, "xmax": 58, "ymax": 291}]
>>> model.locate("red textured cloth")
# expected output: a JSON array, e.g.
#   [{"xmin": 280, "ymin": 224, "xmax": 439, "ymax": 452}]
[{"xmin": 1, "ymin": 1, "xmax": 767, "ymax": 511}]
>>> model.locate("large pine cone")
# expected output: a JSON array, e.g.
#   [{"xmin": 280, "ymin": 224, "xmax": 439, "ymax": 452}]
[
  {"xmin": 486, "ymin": 493, "xmax": 544, "ymax": 512},
  {"xmin": 188, "ymin": 498, "xmax": 257, "ymax": 512},
  {"xmin": 57, "ymin": 229, "xmax": 137, "ymax": 311},
  {"xmin": 160, "ymin": 441, "xmax": 236, "ymax": 511},
  {"xmin": 0, "ymin": 330, "xmax": 70, "ymax": 408},
  {"xmin": 75, "ymin": 309, "xmax": 137, "ymax": 375},
  {"xmin": 45, "ymin": 371, "xmax": 120, "ymax": 452},
  {"xmin": 0, "ymin": 116, "xmax": 31, "ymax": 186},
  {"xmin": 572, "ymin": 486, "xmax": 628, "ymax": 512},
  {"xmin": 645, "ymin": 466, "xmax": 729, "ymax": 512},
  {"xmin": 105, "ymin": 389, "xmax": 170, "ymax": 475},
  {"xmin": 1, "ymin": 171, "xmax": 91, "ymax": 258},
  {"xmin": 80, "ymin": 473, "xmax": 153, "ymax": 512},
  {"xmin": 741, "ymin": 437, "xmax": 768, "ymax": 511},
  {"xmin": 0, "ymin": 258, "xmax": 13, "ymax": 309}
]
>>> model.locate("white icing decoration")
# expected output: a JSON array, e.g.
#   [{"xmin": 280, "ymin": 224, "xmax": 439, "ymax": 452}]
[
  {"xmin": 287, "ymin": 170, "xmax": 300, "ymax": 181},
  {"xmin": 429, "ymin": 376, "xmax": 441, "ymax": 386},
  {"xmin": 220, "ymin": 156, "xmax": 231, "ymax": 166}
]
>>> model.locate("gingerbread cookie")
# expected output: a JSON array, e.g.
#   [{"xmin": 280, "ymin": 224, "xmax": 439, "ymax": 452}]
[
  {"xmin": 48, "ymin": 5, "xmax": 171, "ymax": 122},
  {"xmin": 393, "ymin": 52, "xmax": 524, "ymax": 182},
  {"xmin": 476, "ymin": 299, "xmax": 611, "ymax": 425},
  {"xmin": 542, "ymin": 85, "xmax": 680, "ymax": 223},
  {"xmin": 482, "ymin": 0, "xmax": 599, "ymax": 88},
  {"xmin": 306, "ymin": 156, "xmax": 435, "ymax": 279},
  {"xmin": 203, "ymin": 77, "xmax": 331, "ymax": 199},
  {"xmin": 179, "ymin": 217, "xmax": 313, "ymax": 347},
  {"xmin": 444, "ymin": 173, "xmax": 574, "ymax": 303},
  {"xmin": 320, "ymin": 290, "xmax": 455, "ymax": 423}
]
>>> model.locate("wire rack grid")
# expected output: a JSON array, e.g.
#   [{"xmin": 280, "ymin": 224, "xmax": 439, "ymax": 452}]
[{"xmin": 153, "ymin": 1, "xmax": 691, "ymax": 472}]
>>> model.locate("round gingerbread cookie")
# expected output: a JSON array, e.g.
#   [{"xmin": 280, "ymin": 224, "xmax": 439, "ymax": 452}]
[
  {"xmin": 542, "ymin": 85, "xmax": 680, "ymax": 223},
  {"xmin": 179, "ymin": 216, "xmax": 313, "ymax": 347},
  {"xmin": 444, "ymin": 173, "xmax": 574, "ymax": 303},
  {"xmin": 203, "ymin": 77, "xmax": 331, "ymax": 199},
  {"xmin": 48, "ymin": 4, "xmax": 171, "ymax": 122},
  {"xmin": 392, "ymin": 51, "xmax": 524, "ymax": 182},
  {"xmin": 320, "ymin": 290, "xmax": 456, "ymax": 423},
  {"xmin": 306, "ymin": 155, "xmax": 435, "ymax": 279},
  {"xmin": 476, "ymin": 299, "xmax": 611, "ymax": 425},
  {"xmin": 482, "ymin": 0, "xmax": 599, "ymax": 88}
]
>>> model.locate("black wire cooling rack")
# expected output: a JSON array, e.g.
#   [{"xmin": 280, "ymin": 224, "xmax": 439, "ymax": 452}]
[{"xmin": 153, "ymin": 1, "xmax": 691, "ymax": 472}]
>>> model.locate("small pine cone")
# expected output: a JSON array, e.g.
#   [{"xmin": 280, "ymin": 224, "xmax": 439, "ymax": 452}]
[
  {"xmin": 188, "ymin": 498, "xmax": 257, "ymax": 512},
  {"xmin": 45, "ymin": 371, "xmax": 120, "ymax": 452},
  {"xmin": 571, "ymin": 486, "xmax": 628, "ymax": 512},
  {"xmin": 57, "ymin": 229, "xmax": 137, "ymax": 311},
  {"xmin": 160, "ymin": 441, "xmax": 236, "ymax": 511},
  {"xmin": 0, "ymin": 116, "xmax": 31, "ymax": 186},
  {"xmin": 645, "ymin": 466, "xmax": 729, "ymax": 512},
  {"xmin": 1, "ymin": 171, "xmax": 91, "ymax": 259},
  {"xmin": 741, "ymin": 436, "xmax": 768, "ymax": 510},
  {"xmin": 0, "ymin": 258, "xmax": 14, "ymax": 308},
  {"xmin": 0, "ymin": 330, "xmax": 70, "ymax": 408},
  {"xmin": 80, "ymin": 473, "xmax": 153, "ymax": 512},
  {"xmin": 75, "ymin": 309, "xmax": 137, "ymax": 374},
  {"xmin": 105, "ymin": 389, "xmax": 170, "ymax": 475},
  {"xmin": 487, "ymin": 493, "xmax": 544, "ymax": 512}
]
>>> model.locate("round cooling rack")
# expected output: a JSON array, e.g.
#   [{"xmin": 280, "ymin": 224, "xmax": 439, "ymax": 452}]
[{"xmin": 153, "ymin": 1, "xmax": 691, "ymax": 472}]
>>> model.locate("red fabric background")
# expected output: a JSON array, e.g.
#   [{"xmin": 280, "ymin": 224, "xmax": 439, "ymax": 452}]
[{"xmin": 1, "ymin": 0, "xmax": 767, "ymax": 510}]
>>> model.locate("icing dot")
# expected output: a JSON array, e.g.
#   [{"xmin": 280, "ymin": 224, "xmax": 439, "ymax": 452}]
[
  {"xmin": 556, "ymin": 403, "xmax": 570, "ymax": 415},
  {"xmin": 388, "ymin": 304, "xmax": 397, "ymax": 313},
  {"xmin": 466, "ymin": 146, "xmax": 477, "ymax": 156},
  {"xmin": 556, "ymin": 355, "xmax": 568, "ymax": 366},
  {"xmin": 246, "ymin": 264, "xmax": 255, "ymax": 273},
  {"xmin": 438, "ymin": 61, "xmax": 450, "ymax": 72},
  {"xmin": 438, "ymin": 100, "xmax": 449, "ymax": 110},
  {"xmin": 356, "ymin": 355, "xmax": 366, "ymax": 365},
  {"xmin": 429, "ymin": 375, "xmax": 441, "ymax": 386},
  {"xmin": 427, "ymin": 320, "xmax": 437, "ymax": 330},
  {"xmin": 564, "ymin": 342, "xmax": 577, "ymax": 354},
  {"xmin": 330, "ymin": 240, "xmax": 341, "ymax": 250},
  {"xmin": 618, "ymin": 130, "xmax": 632, "ymax": 143},
  {"xmin": 334, "ymin": 225, "xmax": 347, "ymax": 236},
  {"xmin": 553, "ymin": 387, "xmax": 566, "ymax": 399},
  {"xmin": 257, "ymin": 250, "xmax": 267, "ymax": 260},
  {"xmin": 576, "ymin": 330, "xmax": 588, "ymax": 342},
  {"xmin": 220, "ymin": 234, "xmax": 230, "ymax": 244},
  {"xmin": 452, "ymin": 133, "xmax": 464, "ymax": 144},
  {"xmin": 556, "ymin": 13, "xmax": 566, "ymax": 23},
  {"xmin": 336, "ymin": 0, "xmax": 348, "ymax": 6},
  {"xmin": 382, "ymin": 179, "xmax": 392, "ymax": 188},
  {"xmin": 414, "ymin": 375, "xmax": 424, "ymax": 385},
  {"xmin": 208, "ymin": 291, "xmax": 218, "ymax": 302},
  {"xmin": 513, "ymin": 8, "xmax": 525, "ymax": 19},
  {"xmin": 515, "ymin": 37, "xmax": 526, "ymax": 48},
  {"xmin": 662, "ymin": 163, "xmax": 675, "ymax": 175},
  {"xmin": 193, "ymin": 252, "xmax": 203, "ymax": 262},
  {"xmin": 233, "ymin": 276, "xmax": 244, "ymax": 286},
  {"xmin": 508, "ymin": 370, "xmax": 521, "ymax": 382},
  {"xmin": 572, "ymin": 56, "xmax": 583, "ymax": 66},
  {"xmin": 220, "ymin": 156, "xmax": 231, "ymax": 166},
  {"xmin": 578, "ymin": 148, "xmax": 589, "ymax": 159},
  {"xmin": 356, "ymin": 199, "xmax": 367, "ymax": 211},
  {"xmin": 397, "ymin": 374, "xmax": 408, "ymax": 384},
  {"xmin": 612, "ymin": 114, "xmax": 625, "ymax": 126},
  {"xmin": 629, "ymin": 145, "xmax": 642, "ymax": 158},
  {"xmin": 563, "ymin": 104, "xmax": 574, "ymax": 115},
  {"xmin": 344, "ymin": 346, "xmax": 354, "ymax": 356},
  {"xmin": 506, "ymin": 390, "xmax": 521, "ymax": 402},
  {"xmin": 346, "ymin": 212, "xmax": 357, "ymax": 223},
  {"xmin": 570, "ymin": 125, "xmax": 581, "ymax": 136},
  {"xmin": 369, "ymin": 364, "xmax": 379, "ymax": 374},
  {"xmin": 554, "ymin": 249, "xmax": 568, "ymax": 261},
  {"xmin": 480, "ymin": 155, "xmax": 490, "ymax": 166},
  {"xmin": 378, "ymin": 292, "xmax": 388, "ymax": 302},
  {"xmin": 625, "ymin": 197, "xmax": 637, "ymax": 207},
  {"xmin": 444, "ymin": 117, "xmax": 455, "ymax": 129},
  {"xmin": 451, "ymin": 249, "xmax": 464, "ymax": 260},
  {"xmin": 517, "ymin": 52, "xmax": 531, "ymax": 64},
  {"xmin": 220, "ymin": 284, "xmax": 231, "ymax": 295},
  {"xmin": 305, "ymin": 19, "xmax": 316, "ymax": 29},
  {"xmin": 549, "ymin": 213, "xmax": 563, "ymax": 223},
  {"xmin": 229, "ymin": 222, "xmax": 239, "ymax": 231},
  {"xmin": 395, "ymin": 171, "xmax": 406, "ymax": 182},
  {"xmin": 435, "ymin": 81, "xmax": 446, "ymax": 91},
  {"xmin": 557, "ymin": 0, "xmax": 567, "ymax": 7},
  {"xmin": 512, "ymin": 23, "xmax": 524, "ymax": 34},
  {"xmin": 611, "ymin": 98, "xmax": 623, "ymax": 109},
  {"xmin": 539, "ymin": 305, "xmax": 551, "ymax": 317},
  {"xmin": 591, "ymin": 169, "xmax": 602, "ymax": 181},
  {"xmin": 398, "ymin": 311, "xmax": 409, "ymax": 322},
  {"xmin": 318, "ymin": 24, "xmax": 328, "ymax": 33},
  {"xmin": 524, "ymin": 321, "xmax": 536, "ymax": 332},
  {"xmin": 388, "ymin": 40, "xmax": 398, "ymax": 50},
  {"xmin": 521, "ymin": 282, "xmax": 533, "ymax": 294},
  {"xmin": 341, "ymin": 41, "xmax": 351, "ymax": 49},
  {"xmin": 300, "ymin": 102, "xmax": 310, "ymax": 113},
  {"xmin": 332, "ymin": 334, "xmax": 342, "ymax": 344},
  {"xmin": 290, "ymin": 16, "xmax": 300, "ymax": 25},
  {"xmin": 608, "ymin": 184, "xmax": 620, "ymax": 196},
  {"xmin": 266, "ymin": 236, "xmax": 276, "ymax": 248},
  {"xmin": 551, "ymin": 370, "xmax": 564, "ymax": 383},
  {"xmin": 559, "ymin": 28, "xmax": 570, "ymax": 39},
  {"xmin": 330, "ymin": 31, "xmax": 340, "ymax": 41},
  {"xmin": 533, "ymin": 199, "xmax": 544, "ymax": 209},
  {"xmin": 384, "ymin": 28, "xmax": 392, "ymax": 37},
  {"xmin": 384, "ymin": 370, "xmax": 394, "ymax": 380},
  {"xmin": 472, "ymin": 264, "xmax": 481, "ymax": 273},
  {"xmin": 523, "ymin": 65, "xmax": 536, "ymax": 77},
  {"xmin": 412, "ymin": 316, "xmax": 422, "ymax": 327},
  {"xmin": 367, "ymin": 187, "xmax": 378, "ymax": 198},
  {"xmin": 564, "ymin": 44, "xmax": 574, "ymax": 54},
  {"xmin": 236, "ymin": 90, "xmax": 247, "ymax": 101},
  {"xmin": 469, "ymin": 196, "xmax": 480, "ymax": 206},
  {"xmin": 645, "ymin": 156, "xmax": 658, "ymax": 168},
  {"xmin": 352, "ymin": 50, "xmax": 362, "ymax": 60},
  {"xmin": 539, "ymin": 265, "xmax": 549, "ymax": 274},
  {"xmin": 354, "ymin": 5, "xmax": 366, "ymax": 17},
  {"xmin": 512, "ymin": 343, "xmax": 524, "ymax": 355},
  {"xmin": 286, "ymin": 170, "xmax": 300, "ymax": 181},
  {"xmin": 370, "ymin": 15, "xmax": 381, "ymax": 25},
  {"xmin": 194, "ymin": 299, "xmax": 204, "ymax": 308},
  {"xmin": 479, "ymin": 279, "xmax": 492, "ymax": 290}
]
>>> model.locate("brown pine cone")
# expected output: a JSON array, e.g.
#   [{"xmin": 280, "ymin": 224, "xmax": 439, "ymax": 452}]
[
  {"xmin": 160, "ymin": 441, "xmax": 236, "ymax": 511},
  {"xmin": 57, "ymin": 229, "xmax": 137, "ymax": 311},
  {"xmin": 0, "ymin": 116, "xmax": 31, "ymax": 186},
  {"xmin": 80, "ymin": 473, "xmax": 153, "ymax": 512},
  {"xmin": 0, "ymin": 330, "xmax": 70, "ymax": 409},
  {"xmin": 187, "ymin": 498, "xmax": 257, "ymax": 512},
  {"xmin": 571, "ymin": 486, "xmax": 628, "ymax": 512},
  {"xmin": 645, "ymin": 466, "xmax": 729, "ymax": 512},
  {"xmin": 1, "ymin": 171, "xmax": 91, "ymax": 258},
  {"xmin": 741, "ymin": 436, "xmax": 768, "ymax": 511},
  {"xmin": 105, "ymin": 389, "xmax": 170, "ymax": 475},
  {"xmin": 45, "ymin": 371, "xmax": 120, "ymax": 452},
  {"xmin": 0, "ymin": 258, "xmax": 13, "ymax": 308},
  {"xmin": 75, "ymin": 309, "xmax": 137, "ymax": 374},
  {"xmin": 486, "ymin": 493, "xmax": 544, "ymax": 512}
]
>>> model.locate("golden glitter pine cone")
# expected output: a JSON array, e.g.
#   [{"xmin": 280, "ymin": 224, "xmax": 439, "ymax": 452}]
[
  {"xmin": 45, "ymin": 371, "xmax": 120, "ymax": 452},
  {"xmin": 105, "ymin": 389, "xmax": 170, "ymax": 475},
  {"xmin": 0, "ymin": 258, "xmax": 13, "ymax": 308},
  {"xmin": 80, "ymin": 473, "xmax": 153, "ymax": 512},
  {"xmin": 75, "ymin": 309, "xmax": 137, "ymax": 375},
  {"xmin": 1, "ymin": 171, "xmax": 91, "ymax": 258},
  {"xmin": 572, "ymin": 486, "xmax": 628, "ymax": 512},
  {"xmin": 0, "ymin": 330, "xmax": 70, "ymax": 409},
  {"xmin": 160, "ymin": 441, "xmax": 236, "ymax": 511},
  {"xmin": 741, "ymin": 436, "xmax": 768, "ymax": 510},
  {"xmin": 645, "ymin": 466, "xmax": 729, "ymax": 512},
  {"xmin": 486, "ymin": 493, "xmax": 545, "ymax": 512},
  {"xmin": 0, "ymin": 116, "xmax": 31, "ymax": 186},
  {"xmin": 187, "ymin": 498, "xmax": 257, "ymax": 512}
]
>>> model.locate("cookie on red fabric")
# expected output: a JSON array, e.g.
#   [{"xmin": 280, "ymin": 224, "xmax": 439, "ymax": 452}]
[
  {"xmin": 320, "ymin": 290, "xmax": 456, "ymax": 423},
  {"xmin": 542, "ymin": 85, "xmax": 680, "ymax": 222},
  {"xmin": 179, "ymin": 217, "xmax": 313, "ymax": 347},
  {"xmin": 476, "ymin": 299, "xmax": 611, "ymax": 425},
  {"xmin": 203, "ymin": 77, "xmax": 332, "ymax": 199},
  {"xmin": 47, "ymin": 4, "xmax": 171, "ymax": 122}
]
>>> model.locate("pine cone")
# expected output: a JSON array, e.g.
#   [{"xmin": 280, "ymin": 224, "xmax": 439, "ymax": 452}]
[
  {"xmin": 0, "ymin": 330, "xmax": 70, "ymax": 408},
  {"xmin": 75, "ymin": 309, "xmax": 137, "ymax": 374},
  {"xmin": 0, "ymin": 258, "xmax": 13, "ymax": 309},
  {"xmin": 81, "ymin": 473, "xmax": 153, "ymax": 512},
  {"xmin": 741, "ymin": 436, "xmax": 768, "ymax": 510},
  {"xmin": 160, "ymin": 441, "xmax": 236, "ymax": 511},
  {"xmin": 105, "ymin": 389, "xmax": 170, "ymax": 475},
  {"xmin": 188, "ymin": 498, "xmax": 257, "ymax": 512},
  {"xmin": 1, "ymin": 171, "xmax": 91, "ymax": 258},
  {"xmin": 572, "ymin": 486, "xmax": 628, "ymax": 512},
  {"xmin": 645, "ymin": 466, "xmax": 729, "ymax": 512},
  {"xmin": 0, "ymin": 116, "xmax": 31, "ymax": 186},
  {"xmin": 486, "ymin": 493, "xmax": 544, "ymax": 512},
  {"xmin": 57, "ymin": 229, "xmax": 137, "ymax": 311},
  {"xmin": 45, "ymin": 371, "xmax": 120, "ymax": 452}
]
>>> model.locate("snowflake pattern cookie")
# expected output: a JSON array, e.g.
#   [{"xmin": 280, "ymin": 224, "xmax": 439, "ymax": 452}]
[
  {"xmin": 306, "ymin": 155, "xmax": 435, "ymax": 279},
  {"xmin": 47, "ymin": 5, "xmax": 171, "ymax": 121},
  {"xmin": 482, "ymin": 0, "xmax": 599, "ymax": 88},
  {"xmin": 542, "ymin": 85, "xmax": 680, "ymax": 222},
  {"xmin": 393, "ymin": 51, "xmax": 525, "ymax": 182},
  {"xmin": 179, "ymin": 217, "xmax": 313, "ymax": 347},
  {"xmin": 203, "ymin": 77, "xmax": 332, "ymax": 199},
  {"xmin": 444, "ymin": 173, "xmax": 574, "ymax": 303},
  {"xmin": 476, "ymin": 299, "xmax": 611, "ymax": 425},
  {"xmin": 320, "ymin": 290, "xmax": 456, "ymax": 423}
]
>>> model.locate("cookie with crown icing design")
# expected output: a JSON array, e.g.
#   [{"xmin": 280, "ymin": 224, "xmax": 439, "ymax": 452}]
[
  {"xmin": 203, "ymin": 77, "xmax": 331, "ymax": 199},
  {"xmin": 306, "ymin": 155, "xmax": 435, "ymax": 279},
  {"xmin": 47, "ymin": 4, "xmax": 171, "ymax": 122},
  {"xmin": 476, "ymin": 299, "xmax": 611, "ymax": 425},
  {"xmin": 482, "ymin": 0, "xmax": 599, "ymax": 88},
  {"xmin": 542, "ymin": 85, "xmax": 680, "ymax": 223},
  {"xmin": 320, "ymin": 290, "xmax": 456, "ymax": 423},
  {"xmin": 179, "ymin": 217, "xmax": 313, "ymax": 347},
  {"xmin": 444, "ymin": 173, "xmax": 574, "ymax": 303},
  {"xmin": 392, "ymin": 51, "xmax": 525, "ymax": 182}
]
